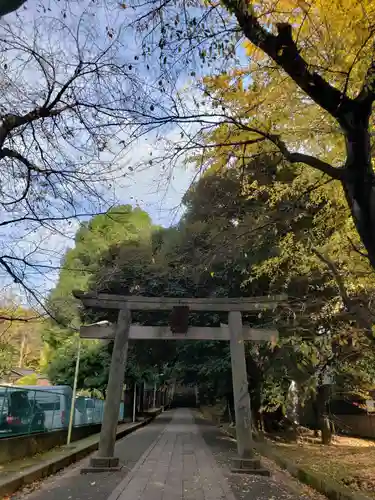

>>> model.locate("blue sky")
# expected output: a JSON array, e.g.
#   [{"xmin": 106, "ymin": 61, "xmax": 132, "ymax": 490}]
[
  {"xmin": 0, "ymin": 0, "xmax": 200, "ymax": 306},
  {"xmin": 0, "ymin": 119, "xmax": 197, "ymax": 306},
  {"xmin": 0, "ymin": 0, "xmax": 249, "ymax": 307}
]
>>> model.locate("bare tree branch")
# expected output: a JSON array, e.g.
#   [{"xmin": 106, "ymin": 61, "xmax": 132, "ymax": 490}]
[
  {"xmin": 312, "ymin": 248, "xmax": 351, "ymax": 308},
  {"xmin": 312, "ymin": 248, "xmax": 374, "ymax": 342}
]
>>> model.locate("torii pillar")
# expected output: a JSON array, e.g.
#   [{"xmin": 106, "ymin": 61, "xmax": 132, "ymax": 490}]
[
  {"xmin": 229, "ymin": 311, "xmax": 269, "ymax": 475},
  {"xmin": 82, "ymin": 307, "xmax": 131, "ymax": 472}
]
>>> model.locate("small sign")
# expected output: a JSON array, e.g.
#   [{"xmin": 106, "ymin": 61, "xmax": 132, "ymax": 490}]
[{"xmin": 322, "ymin": 366, "xmax": 333, "ymax": 385}]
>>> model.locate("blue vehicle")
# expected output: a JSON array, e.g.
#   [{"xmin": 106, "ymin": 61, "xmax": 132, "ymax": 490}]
[{"xmin": 0, "ymin": 387, "xmax": 45, "ymax": 435}]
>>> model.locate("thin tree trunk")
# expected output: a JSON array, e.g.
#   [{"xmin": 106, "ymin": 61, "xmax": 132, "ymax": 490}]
[
  {"xmin": 139, "ymin": 382, "xmax": 144, "ymax": 413},
  {"xmin": 18, "ymin": 333, "xmax": 26, "ymax": 368},
  {"xmin": 223, "ymin": 391, "xmax": 235, "ymax": 423},
  {"xmin": 317, "ymin": 385, "xmax": 332, "ymax": 445}
]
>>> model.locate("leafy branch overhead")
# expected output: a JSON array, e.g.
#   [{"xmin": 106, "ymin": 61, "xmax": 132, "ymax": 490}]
[
  {"xmin": 0, "ymin": 0, "xmax": 26, "ymax": 18},
  {"xmin": 224, "ymin": 0, "xmax": 375, "ymax": 269},
  {"xmin": 0, "ymin": 1, "xmax": 168, "ymax": 300},
  {"xmin": 122, "ymin": 0, "xmax": 375, "ymax": 273}
]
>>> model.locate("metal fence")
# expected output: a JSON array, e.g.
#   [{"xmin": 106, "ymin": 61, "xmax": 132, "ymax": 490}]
[
  {"xmin": 0, "ymin": 385, "xmax": 128, "ymax": 438},
  {"xmin": 138, "ymin": 383, "xmax": 170, "ymax": 413}
]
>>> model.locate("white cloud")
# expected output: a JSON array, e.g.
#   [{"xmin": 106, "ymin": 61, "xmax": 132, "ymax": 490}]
[{"xmin": 111, "ymin": 126, "xmax": 197, "ymax": 227}]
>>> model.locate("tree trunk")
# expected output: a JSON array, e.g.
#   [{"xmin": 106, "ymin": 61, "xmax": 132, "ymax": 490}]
[
  {"xmin": 259, "ymin": 411, "xmax": 265, "ymax": 433},
  {"xmin": 312, "ymin": 399, "xmax": 319, "ymax": 437},
  {"xmin": 222, "ymin": 401, "xmax": 229, "ymax": 422},
  {"xmin": 18, "ymin": 333, "xmax": 26, "ymax": 368},
  {"xmin": 342, "ymin": 115, "xmax": 375, "ymax": 271},
  {"xmin": 317, "ymin": 385, "xmax": 332, "ymax": 445},
  {"xmin": 343, "ymin": 180, "xmax": 375, "ymax": 266},
  {"xmin": 335, "ymin": 117, "xmax": 375, "ymax": 341},
  {"xmin": 321, "ymin": 415, "xmax": 332, "ymax": 445},
  {"xmin": 228, "ymin": 391, "xmax": 235, "ymax": 423}
]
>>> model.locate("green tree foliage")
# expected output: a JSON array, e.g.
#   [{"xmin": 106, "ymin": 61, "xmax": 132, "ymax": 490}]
[
  {"xmin": 44, "ymin": 205, "xmax": 158, "ymax": 391},
  {"xmin": 43, "ymin": 206, "xmax": 154, "ymax": 343},
  {"xmin": 0, "ymin": 343, "xmax": 14, "ymax": 379},
  {"xmin": 182, "ymin": 136, "xmax": 375, "ymax": 435},
  {"xmin": 46, "ymin": 154, "xmax": 375, "ymax": 443},
  {"xmin": 0, "ymin": 304, "xmax": 43, "ymax": 378},
  {"xmin": 47, "ymin": 338, "xmax": 111, "ymax": 394}
]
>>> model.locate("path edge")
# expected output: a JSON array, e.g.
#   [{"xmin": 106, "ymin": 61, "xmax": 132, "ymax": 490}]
[{"xmin": 0, "ymin": 410, "xmax": 162, "ymax": 498}]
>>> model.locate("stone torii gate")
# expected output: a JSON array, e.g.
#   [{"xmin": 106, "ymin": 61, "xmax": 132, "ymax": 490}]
[{"xmin": 73, "ymin": 292, "xmax": 285, "ymax": 474}]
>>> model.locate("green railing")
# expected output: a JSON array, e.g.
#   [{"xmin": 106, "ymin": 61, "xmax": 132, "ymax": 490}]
[{"xmin": 0, "ymin": 385, "xmax": 128, "ymax": 438}]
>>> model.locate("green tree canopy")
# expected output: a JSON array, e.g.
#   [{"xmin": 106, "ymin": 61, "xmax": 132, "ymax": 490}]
[{"xmin": 43, "ymin": 205, "xmax": 155, "ymax": 347}]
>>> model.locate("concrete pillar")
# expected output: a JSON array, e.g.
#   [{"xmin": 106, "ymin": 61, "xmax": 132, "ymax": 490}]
[
  {"xmin": 83, "ymin": 307, "xmax": 131, "ymax": 472},
  {"xmin": 132, "ymin": 383, "xmax": 137, "ymax": 422},
  {"xmin": 171, "ymin": 380, "xmax": 176, "ymax": 407},
  {"xmin": 228, "ymin": 311, "xmax": 268, "ymax": 475},
  {"xmin": 153, "ymin": 381, "xmax": 157, "ymax": 408}
]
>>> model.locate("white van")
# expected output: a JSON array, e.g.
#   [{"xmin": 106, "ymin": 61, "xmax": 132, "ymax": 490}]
[{"xmin": 21, "ymin": 386, "xmax": 86, "ymax": 430}]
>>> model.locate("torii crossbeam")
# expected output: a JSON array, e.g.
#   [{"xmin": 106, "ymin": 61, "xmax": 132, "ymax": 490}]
[{"xmin": 73, "ymin": 291, "xmax": 286, "ymax": 474}]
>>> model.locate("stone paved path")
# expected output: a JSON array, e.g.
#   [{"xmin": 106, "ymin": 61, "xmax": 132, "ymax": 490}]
[
  {"xmin": 109, "ymin": 408, "xmax": 236, "ymax": 500},
  {"xmin": 14, "ymin": 408, "xmax": 325, "ymax": 500}
]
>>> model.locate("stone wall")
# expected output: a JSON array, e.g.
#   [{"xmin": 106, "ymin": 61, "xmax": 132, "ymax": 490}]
[
  {"xmin": 333, "ymin": 414, "xmax": 375, "ymax": 439},
  {"xmin": 0, "ymin": 423, "xmax": 103, "ymax": 464}
]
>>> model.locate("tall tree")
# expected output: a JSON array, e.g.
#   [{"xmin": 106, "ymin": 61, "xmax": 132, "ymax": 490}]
[
  {"xmin": 44, "ymin": 205, "xmax": 158, "ymax": 388},
  {"xmin": 127, "ymin": 0, "xmax": 375, "ymax": 275},
  {"xmin": 166, "ymin": 152, "xmax": 375, "ymax": 441},
  {"xmin": 44, "ymin": 205, "xmax": 154, "ymax": 341},
  {"xmin": 49, "ymin": 152, "xmax": 375, "ymax": 442},
  {"xmin": 0, "ymin": 302, "xmax": 43, "ymax": 377}
]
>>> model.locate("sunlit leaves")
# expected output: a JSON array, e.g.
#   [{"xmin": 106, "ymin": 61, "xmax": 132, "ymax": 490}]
[{"xmin": 240, "ymin": 0, "xmax": 375, "ymax": 98}]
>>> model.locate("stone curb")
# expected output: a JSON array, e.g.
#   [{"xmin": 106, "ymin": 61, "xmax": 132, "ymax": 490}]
[
  {"xmin": 0, "ymin": 410, "xmax": 162, "ymax": 498},
  {"xmin": 198, "ymin": 410, "xmax": 372, "ymax": 500}
]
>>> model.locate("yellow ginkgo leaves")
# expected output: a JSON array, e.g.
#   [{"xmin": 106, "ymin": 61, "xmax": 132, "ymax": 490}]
[{"xmin": 240, "ymin": 0, "xmax": 375, "ymax": 98}]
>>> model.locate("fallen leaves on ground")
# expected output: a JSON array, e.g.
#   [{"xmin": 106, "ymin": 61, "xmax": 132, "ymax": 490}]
[{"xmin": 272, "ymin": 436, "xmax": 375, "ymax": 497}]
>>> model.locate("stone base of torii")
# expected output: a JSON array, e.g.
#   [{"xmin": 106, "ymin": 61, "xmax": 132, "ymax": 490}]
[{"xmin": 73, "ymin": 292, "xmax": 285, "ymax": 475}]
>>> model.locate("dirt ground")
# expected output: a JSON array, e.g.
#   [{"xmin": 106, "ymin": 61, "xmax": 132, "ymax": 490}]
[{"xmin": 271, "ymin": 435, "xmax": 375, "ymax": 497}]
